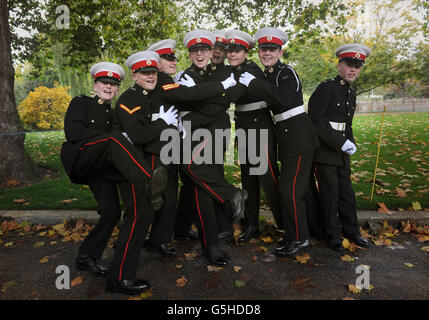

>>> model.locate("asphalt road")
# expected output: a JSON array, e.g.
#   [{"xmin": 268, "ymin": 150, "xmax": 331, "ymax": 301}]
[{"xmin": 1, "ymin": 222, "xmax": 428, "ymax": 306}]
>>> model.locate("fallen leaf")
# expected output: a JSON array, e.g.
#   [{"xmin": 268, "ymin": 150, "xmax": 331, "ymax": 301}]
[
  {"xmin": 4, "ymin": 241, "xmax": 14, "ymax": 247},
  {"xmin": 251, "ymin": 256, "xmax": 258, "ymax": 262},
  {"xmin": 412, "ymin": 201, "xmax": 422, "ymax": 211},
  {"xmin": 207, "ymin": 265, "xmax": 223, "ymax": 272},
  {"xmin": 290, "ymin": 277, "xmax": 317, "ymax": 294},
  {"xmin": 176, "ymin": 264, "xmax": 182, "ymax": 269},
  {"xmin": 261, "ymin": 236, "xmax": 273, "ymax": 243},
  {"xmin": 140, "ymin": 288, "xmax": 153, "ymax": 299},
  {"xmin": 401, "ymin": 220, "xmax": 412, "ymax": 233},
  {"xmin": 348, "ymin": 284, "xmax": 361, "ymax": 294},
  {"xmin": 295, "ymin": 253, "xmax": 310, "ymax": 264},
  {"xmin": 71, "ymin": 276, "xmax": 83, "ymax": 287},
  {"xmin": 33, "ymin": 241, "xmax": 45, "ymax": 248},
  {"xmin": 13, "ymin": 198, "xmax": 26, "ymax": 204},
  {"xmin": 377, "ymin": 202, "xmax": 394, "ymax": 214},
  {"xmin": 234, "ymin": 280, "xmax": 246, "ymax": 287},
  {"xmin": 1, "ymin": 281, "xmax": 16, "ymax": 292},
  {"xmin": 341, "ymin": 254, "xmax": 356, "ymax": 262},
  {"xmin": 420, "ymin": 246, "xmax": 429, "ymax": 253},
  {"xmin": 39, "ymin": 256, "xmax": 49, "ymax": 263},
  {"xmin": 234, "ymin": 266, "xmax": 242, "ymax": 273},
  {"xmin": 404, "ymin": 263, "xmax": 415, "ymax": 268},
  {"xmin": 176, "ymin": 276, "xmax": 187, "ymax": 287},
  {"xmin": 395, "ymin": 187, "xmax": 407, "ymax": 198},
  {"xmin": 258, "ymin": 246, "xmax": 267, "ymax": 253},
  {"xmin": 342, "ymin": 297, "xmax": 356, "ymax": 300},
  {"xmin": 60, "ymin": 198, "xmax": 78, "ymax": 204},
  {"xmin": 184, "ymin": 252, "xmax": 198, "ymax": 261}
]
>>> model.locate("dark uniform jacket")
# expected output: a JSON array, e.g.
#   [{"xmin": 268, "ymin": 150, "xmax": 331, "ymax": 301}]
[
  {"xmin": 114, "ymin": 84, "xmax": 173, "ymax": 155},
  {"xmin": 308, "ymin": 75, "xmax": 356, "ymax": 166},
  {"xmin": 61, "ymin": 95, "xmax": 116, "ymax": 184},
  {"xmin": 248, "ymin": 60, "xmax": 319, "ymax": 158}
]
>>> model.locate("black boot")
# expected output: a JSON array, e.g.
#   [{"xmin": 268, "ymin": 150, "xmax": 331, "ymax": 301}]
[
  {"xmin": 144, "ymin": 240, "xmax": 177, "ymax": 257},
  {"xmin": 202, "ymin": 244, "xmax": 230, "ymax": 266},
  {"xmin": 327, "ymin": 238, "xmax": 344, "ymax": 252},
  {"xmin": 106, "ymin": 279, "xmax": 151, "ymax": 295},
  {"xmin": 144, "ymin": 167, "xmax": 168, "ymax": 211},
  {"xmin": 175, "ymin": 228, "xmax": 199, "ymax": 241},
  {"xmin": 274, "ymin": 239, "xmax": 311, "ymax": 258},
  {"xmin": 229, "ymin": 189, "xmax": 248, "ymax": 221},
  {"xmin": 238, "ymin": 225, "xmax": 259, "ymax": 243},
  {"xmin": 76, "ymin": 254, "xmax": 107, "ymax": 277},
  {"xmin": 343, "ymin": 232, "xmax": 370, "ymax": 248}
]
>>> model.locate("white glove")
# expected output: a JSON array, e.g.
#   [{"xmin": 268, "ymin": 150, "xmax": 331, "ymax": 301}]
[
  {"xmin": 221, "ymin": 73, "xmax": 237, "ymax": 89},
  {"xmin": 341, "ymin": 139, "xmax": 357, "ymax": 155},
  {"xmin": 122, "ymin": 132, "xmax": 132, "ymax": 144},
  {"xmin": 177, "ymin": 116, "xmax": 186, "ymax": 139},
  {"xmin": 158, "ymin": 105, "xmax": 178, "ymax": 126},
  {"xmin": 239, "ymin": 72, "xmax": 255, "ymax": 87},
  {"xmin": 178, "ymin": 74, "xmax": 196, "ymax": 87},
  {"xmin": 173, "ymin": 70, "xmax": 184, "ymax": 83}
]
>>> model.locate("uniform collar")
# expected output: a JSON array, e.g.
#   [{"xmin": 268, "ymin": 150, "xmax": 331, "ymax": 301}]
[
  {"xmin": 264, "ymin": 60, "xmax": 282, "ymax": 74},
  {"xmin": 335, "ymin": 75, "xmax": 351, "ymax": 87},
  {"xmin": 229, "ymin": 59, "xmax": 249, "ymax": 71},
  {"xmin": 190, "ymin": 64, "xmax": 208, "ymax": 75},
  {"xmin": 133, "ymin": 83, "xmax": 151, "ymax": 96},
  {"xmin": 208, "ymin": 62, "xmax": 225, "ymax": 71},
  {"xmin": 94, "ymin": 95, "xmax": 110, "ymax": 106}
]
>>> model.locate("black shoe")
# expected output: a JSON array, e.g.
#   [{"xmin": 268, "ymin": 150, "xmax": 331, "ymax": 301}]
[
  {"xmin": 144, "ymin": 240, "xmax": 177, "ymax": 257},
  {"xmin": 229, "ymin": 189, "xmax": 248, "ymax": 221},
  {"xmin": 145, "ymin": 167, "xmax": 168, "ymax": 211},
  {"xmin": 218, "ymin": 230, "xmax": 234, "ymax": 242},
  {"xmin": 344, "ymin": 233, "xmax": 370, "ymax": 248},
  {"xmin": 202, "ymin": 244, "xmax": 230, "ymax": 266},
  {"xmin": 174, "ymin": 228, "xmax": 199, "ymax": 241},
  {"xmin": 76, "ymin": 254, "xmax": 107, "ymax": 277},
  {"xmin": 106, "ymin": 279, "xmax": 151, "ymax": 295},
  {"xmin": 328, "ymin": 238, "xmax": 344, "ymax": 252},
  {"xmin": 274, "ymin": 239, "xmax": 311, "ymax": 258},
  {"xmin": 238, "ymin": 225, "xmax": 259, "ymax": 243}
]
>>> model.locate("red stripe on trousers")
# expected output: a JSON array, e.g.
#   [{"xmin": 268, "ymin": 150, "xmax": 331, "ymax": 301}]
[
  {"xmin": 82, "ymin": 137, "xmax": 152, "ymax": 178},
  {"xmin": 195, "ymin": 186, "xmax": 207, "ymax": 246},
  {"xmin": 187, "ymin": 138, "xmax": 224, "ymax": 203},
  {"xmin": 266, "ymin": 145, "xmax": 279, "ymax": 192},
  {"xmin": 292, "ymin": 155, "xmax": 302, "ymax": 241},
  {"xmin": 118, "ymin": 183, "xmax": 137, "ymax": 280}
]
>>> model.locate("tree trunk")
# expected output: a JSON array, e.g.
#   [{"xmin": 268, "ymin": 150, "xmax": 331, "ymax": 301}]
[{"xmin": 0, "ymin": 1, "xmax": 36, "ymax": 188}]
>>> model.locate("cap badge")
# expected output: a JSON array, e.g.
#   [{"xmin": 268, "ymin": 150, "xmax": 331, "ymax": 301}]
[
  {"xmin": 230, "ymin": 39, "xmax": 235, "ymax": 43},
  {"xmin": 217, "ymin": 37, "xmax": 222, "ymax": 42},
  {"xmin": 196, "ymin": 38, "xmax": 202, "ymax": 43},
  {"xmin": 147, "ymin": 60, "xmax": 152, "ymax": 65},
  {"xmin": 107, "ymin": 71, "xmax": 113, "ymax": 77},
  {"xmin": 355, "ymin": 53, "xmax": 361, "ymax": 59},
  {"xmin": 267, "ymin": 36, "xmax": 272, "ymax": 41}
]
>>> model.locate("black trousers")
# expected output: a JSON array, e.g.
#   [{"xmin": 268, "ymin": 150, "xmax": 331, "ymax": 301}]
[
  {"xmin": 279, "ymin": 150, "xmax": 314, "ymax": 242},
  {"xmin": 313, "ymin": 158, "xmax": 359, "ymax": 240},
  {"xmin": 145, "ymin": 153, "xmax": 178, "ymax": 245},
  {"xmin": 72, "ymin": 133, "xmax": 154, "ymax": 281},
  {"xmin": 304, "ymin": 167, "xmax": 324, "ymax": 239}
]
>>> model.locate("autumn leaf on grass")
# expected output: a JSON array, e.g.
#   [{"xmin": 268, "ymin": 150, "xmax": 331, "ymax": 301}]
[
  {"xmin": 13, "ymin": 198, "xmax": 26, "ymax": 204},
  {"xmin": 341, "ymin": 255, "xmax": 356, "ymax": 262},
  {"xmin": 394, "ymin": 188, "xmax": 407, "ymax": 198},
  {"xmin": 60, "ymin": 198, "xmax": 78, "ymax": 204},
  {"xmin": 377, "ymin": 202, "xmax": 394, "ymax": 215},
  {"xmin": 412, "ymin": 201, "xmax": 422, "ymax": 211},
  {"xmin": 234, "ymin": 280, "xmax": 246, "ymax": 288},
  {"xmin": 71, "ymin": 276, "xmax": 83, "ymax": 287},
  {"xmin": 176, "ymin": 276, "xmax": 188, "ymax": 287},
  {"xmin": 295, "ymin": 253, "xmax": 310, "ymax": 264}
]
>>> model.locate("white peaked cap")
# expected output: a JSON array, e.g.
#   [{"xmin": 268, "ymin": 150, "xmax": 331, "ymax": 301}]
[
  {"xmin": 126, "ymin": 51, "xmax": 160, "ymax": 72},
  {"xmin": 90, "ymin": 62, "xmax": 125, "ymax": 83},
  {"xmin": 254, "ymin": 27, "xmax": 288, "ymax": 48},
  {"xmin": 147, "ymin": 39, "xmax": 177, "ymax": 56},
  {"xmin": 225, "ymin": 30, "xmax": 255, "ymax": 50},
  {"xmin": 335, "ymin": 43, "xmax": 371, "ymax": 63},
  {"xmin": 183, "ymin": 30, "xmax": 216, "ymax": 49}
]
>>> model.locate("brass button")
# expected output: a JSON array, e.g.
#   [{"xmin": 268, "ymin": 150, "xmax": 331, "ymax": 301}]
[
  {"xmin": 91, "ymin": 120, "xmax": 95, "ymax": 123},
  {"xmin": 143, "ymin": 90, "xmax": 148, "ymax": 95},
  {"xmin": 98, "ymin": 99, "xmax": 103, "ymax": 104}
]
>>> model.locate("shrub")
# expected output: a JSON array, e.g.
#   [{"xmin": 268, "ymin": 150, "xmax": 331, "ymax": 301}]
[{"xmin": 17, "ymin": 83, "xmax": 71, "ymax": 131}]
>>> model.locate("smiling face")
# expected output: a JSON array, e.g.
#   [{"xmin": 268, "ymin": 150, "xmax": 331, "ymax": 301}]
[
  {"xmin": 257, "ymin": 47, "xmax": 283, "ymax": 67},
  {"xmin": 133, "ymin": 70, "xmax": 158, "ymax": 90},
  {"xmin": 158, "ymin": 57, "xmax": 177, "ymax": 76},
  {"xmin": 211, "ymin": 44, "xmax": 227, "ymax": 64},
  {"xmin": 226, "ymin": 48, "xmax": 248, "ymax": 67},
  {"xmin": 93, "ymin": 80, "xmax": 119, "ymax": 102},
  {"xmin": 337, "ymin": 60, "xmax": 362, "ymax": 82},
  {"xmin": 188, "ymin": 46, "xmax": 213, "ymax": 70}
]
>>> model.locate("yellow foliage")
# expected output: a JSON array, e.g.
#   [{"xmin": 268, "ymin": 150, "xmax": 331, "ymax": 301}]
[{"xmin": 17, "ymin": 86, "xmax": 71, "ymax": 130}]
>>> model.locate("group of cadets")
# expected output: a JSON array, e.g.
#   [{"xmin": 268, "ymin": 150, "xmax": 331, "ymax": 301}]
[{"xmin": 61, "ymin": 27, "xmax": 371, "ymax": 295}]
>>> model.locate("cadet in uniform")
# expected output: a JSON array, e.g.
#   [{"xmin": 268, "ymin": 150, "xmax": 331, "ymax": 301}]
[
  {"xmin": 114, "ymin": 50, "xmax": 180, "ymax": 257},
  {"xmin": 239, "ymin": 27, "xmax": 320, "ymax": 257},
  {"xmin": 61, "ymin": 62, "xmax": 167, "ymax": 295},
  {"xmin": 178, "ymin": 29, "xmax": 248, "ymax": 265},
  {"xmin": 225, "ymin": 30, "xmax": 283, "ymax": 243},
  {"xmin": 307, "ymin": 43, "xmax": 371, "ymax": 251}
]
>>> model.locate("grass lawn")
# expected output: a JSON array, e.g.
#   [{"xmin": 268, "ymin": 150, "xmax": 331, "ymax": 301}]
[{"xmin": 0, "ymin": 112, "xmax": 427, "ymax": 211}]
